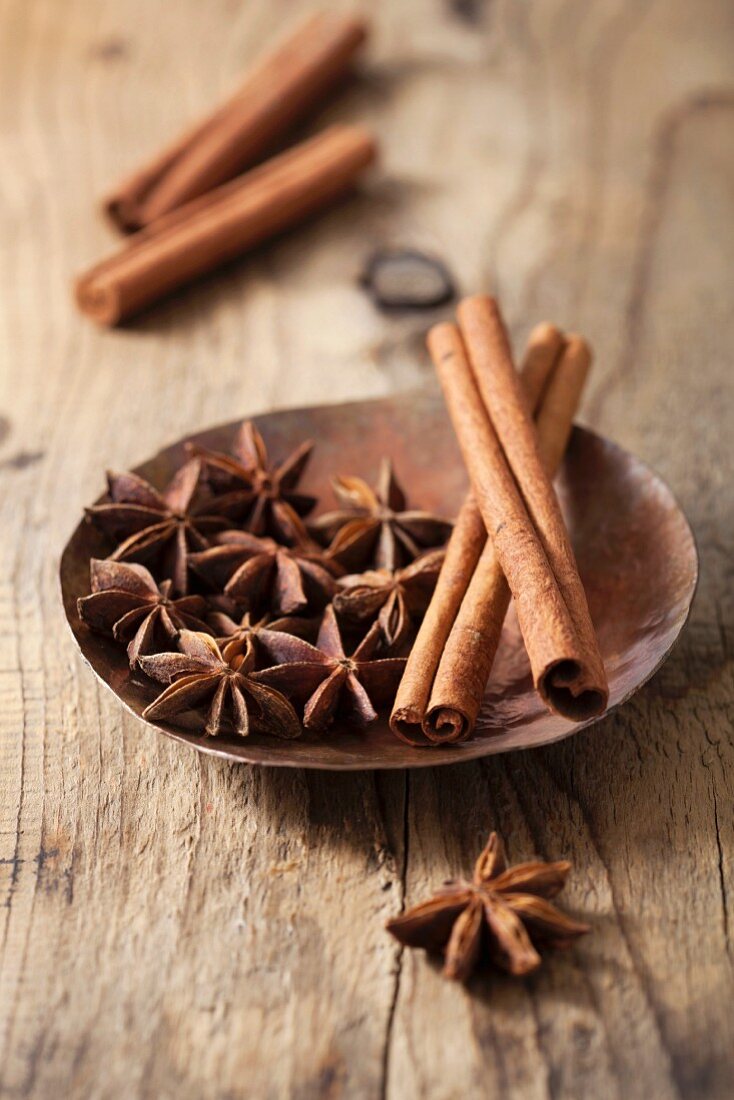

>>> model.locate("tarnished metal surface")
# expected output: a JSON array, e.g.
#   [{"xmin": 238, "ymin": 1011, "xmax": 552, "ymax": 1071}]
[{"xmin": 59, "ymin": 390, "xmax": 698, "ymax": 770}]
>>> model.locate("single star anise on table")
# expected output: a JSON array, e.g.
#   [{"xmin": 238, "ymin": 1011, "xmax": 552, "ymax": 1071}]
[
  {"xmin": 256, "ymin": 605, "xmax": 406, "ymax": 731},
  {"xmin": 77, "ymin": 559, "xmax": 211, "ymax": 667},
  {"xmin": 386, "ymin": 833, "xmax": 589, "ymax": 983},
  {"xmin": 189, "ymin": 530, "xmax": 338, "ymax": 617},
  {"xmin": 333, "ymin": 549, "xmax": 445, "ymax": 650},
  {"xmin": 139, "ymin": 630, "xmax": 302, "ymax": 739},
  {"xmin": 187, "ymin": 420, "xmax": 317, "ymax": 544},
  {"xmin": 85, "ymin": 458, "xmax": 236, "ymax": 595},
  {"xmin": 310, "ymin": 458, "xmax": 453, "ymax": 572}
]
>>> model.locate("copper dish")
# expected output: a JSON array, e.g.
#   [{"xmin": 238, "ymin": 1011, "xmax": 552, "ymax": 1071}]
[{"xmin": 59, "ymin": 389, "xmax": 698, "ymax": 770}]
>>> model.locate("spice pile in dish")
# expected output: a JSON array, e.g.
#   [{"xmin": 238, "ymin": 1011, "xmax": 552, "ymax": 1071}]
[
  {"xmin": 78, "ymin": 295, "xmax": 609, "ymax": 744},
  {"xmin": 78, "ymin": 422, "xmax": 451, "ymax": 740}
]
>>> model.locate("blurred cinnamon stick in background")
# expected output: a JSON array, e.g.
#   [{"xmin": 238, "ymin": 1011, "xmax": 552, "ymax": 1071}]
[
  {"xmin": 76, "ymin": 125, "xmax": 376, "ymax": 326},
  {"xmin": 105, "ymin": 11, "xmax": 368, "ymax": 232}
]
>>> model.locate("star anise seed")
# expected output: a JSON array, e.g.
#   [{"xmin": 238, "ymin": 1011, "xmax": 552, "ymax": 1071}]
[
  {"xmin": 187, "ymin": 420, "xmax": 317, "ymax": 544},
  {"xmin": 256, "ymin": 605, "xmax": 406, "ymax": 731},
  {"xmin": 77, "ymin": 559, "xmax": 212, "ymax": 667},
  {"xmin": 85, "ymin": 458, "xmax": 237, "ymax": 595},
  {"xmin": 189, "ymin": 530, "xmax": 338, "ymax": 617},
  {"xmin": 139, "ymin": 630, "xmax": 302, "ymax": 739},
  {"xmin": 310, "ymin": 457, "xmax": 453, "ymax": 572},
  {"xmin": 334, "ymin": 549, "xmax": 445, "ymax": 650},
  {"xmin": 386, "ymin": 832, "xmax": 590, "ymax": 982}
]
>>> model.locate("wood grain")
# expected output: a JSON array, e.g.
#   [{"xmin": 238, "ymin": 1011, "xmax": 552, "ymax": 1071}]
[{"xmin": 0, "ymin": 0, "xmax": 732, "ymax": 1097}]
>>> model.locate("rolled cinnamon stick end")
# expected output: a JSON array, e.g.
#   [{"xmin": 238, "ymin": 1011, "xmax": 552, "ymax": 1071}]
[
  {"xmin": 390, "ymin": 322, "xmax": 564, "ymax": 745},
  {"xmin": 390, "ymin": 497, "xmax": 485, "ymax": 745},
  {"xmin": 430, "ymin": 316, "xmax": 608, "ymax": 724},
  {"xmin": 105, "ymin": 12, "xmax": 369, "ymax": 232},
  {"xmin": 424, "ymin": 333, "xmax": 593, "ymax": 741},
  {"xmin": 76, "ymin": 125, "xmax": 377, "ymax": 326},
  {"xmin": 425, "ymin": 547, "xmax": 510, "ymax": 743},
  {"xmin": 456, "ymin": 296, "xmax": 607, "ymax": 720}
]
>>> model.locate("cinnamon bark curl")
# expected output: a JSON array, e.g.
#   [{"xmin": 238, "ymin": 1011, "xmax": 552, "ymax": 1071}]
[
  {"xmin": 431, "ymin": 298, "xmax": 608, "ymax": 724},
  {"xmin": 390, "ymin": 322, "xmax": 565, "ymax": 743},
  {"xmin": 425, "ymin": 333, "xmax": 595, "ymax": 741}
]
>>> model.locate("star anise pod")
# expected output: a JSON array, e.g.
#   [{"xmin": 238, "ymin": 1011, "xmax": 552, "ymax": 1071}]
[
  {"xmin": 189, "ymin": 530, "xmax": 338, "ymax": 617},
  {"xmin": 386, "ymin": 833, "xmax": 590, "ymax": 983},
  {"xmin": 208, "ymin": 609, "xmax": 319, "ymax": 653},
  {"xmin": 310, "ymin": 458, "xmax": 453, "ymax": 572},
  {"xmin": 85, "ymin": 458, "xmax": 236, "ymax": 595},
  {"xmin": 139, "ymin": 630, "xmax": 301, "ymax": 739},
  {"xmin": 187, "ymin": 420, "xmax": 317, "ymax": 544},
  {"xmin": 77, "ymin": 559, "xmax": 211, "ymax": 667},
  {"xmin": 333, "ymin": 549, "xmax": 445, "ymax": 650},
  {"xmin": 256, "ymin": 605, "xmax": 406, "ymax": 731}
]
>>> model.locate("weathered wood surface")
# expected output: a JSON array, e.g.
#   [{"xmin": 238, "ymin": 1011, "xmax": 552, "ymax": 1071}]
[{"xmin": 0, "ymin": 0, "xmax": 732, "ymax": 1097}]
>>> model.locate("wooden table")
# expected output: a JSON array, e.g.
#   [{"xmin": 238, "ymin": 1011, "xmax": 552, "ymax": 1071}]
[{"xmin": 1, "ymin": 1, "xmax": 732, "ymax": 1097}]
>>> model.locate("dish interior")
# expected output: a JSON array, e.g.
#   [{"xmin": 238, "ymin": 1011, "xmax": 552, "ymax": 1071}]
[{"xmin": 60, "ymin": 390, "xmax": 698, "ymax": 769}]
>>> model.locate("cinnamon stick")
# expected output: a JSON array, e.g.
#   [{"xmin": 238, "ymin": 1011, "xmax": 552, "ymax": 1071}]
[
  {"xmin": 425, "ymin": 334, "xmax": 592, "ymax": 742},
  {"xmin": 389, "ymin": 496, "xmax": 485, "ymax": 744},
  {"xmin": 76, "ymin": 125, "xmax": 376, "ymax": 326},
  {"xmin": 105, "ymin": 12, "xmax": 368, "ymax": 232},
  {"xmin": 389, "ymin": 323, "xmax": 565, "ymax": 744},
  {"xmin": 430, "ymin": 300, "xmax": 608, "ymax": 722}
]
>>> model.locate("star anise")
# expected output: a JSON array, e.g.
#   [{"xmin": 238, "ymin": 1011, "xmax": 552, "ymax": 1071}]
[
  {"xmin": 310, "ymin": 458, "xmax": 453, "ymax": 572},
  {"xmin": 386, "ymin": 833, "xmax": 589, "ymax": 983},
  {"xmin": 139, "ymin": 630, "xmax": 301, "ymax": 739},
  {"xmin": 333, "ymin": 549, "xmax": 445, "ymax": 650},
  {"xmin": 85, "ymin": 458, "xmax": 236, "ymax": 595},
  {"xmin": 187, "ymin": 420, "xmax": 317, "ymax": 544},
  {"xmin": 207, "ymin": 609, "xmax": 319, "ymax": 653},
  {"xmin": 77, "ymin": 559, "xmax": 211, "ymax": 667},
  {"xmin": 256, "ymin": 605, "xmax": 406, "ymax": 731},
  {"xmin": 189, "ymin": 530, "xmax": 338, "ymax": 617}
]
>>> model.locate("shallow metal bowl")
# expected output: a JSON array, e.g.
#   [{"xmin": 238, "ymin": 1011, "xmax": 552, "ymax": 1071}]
[{"xmin": 60, "ymin": 390, "xmax": 698, "ymax": 770}]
